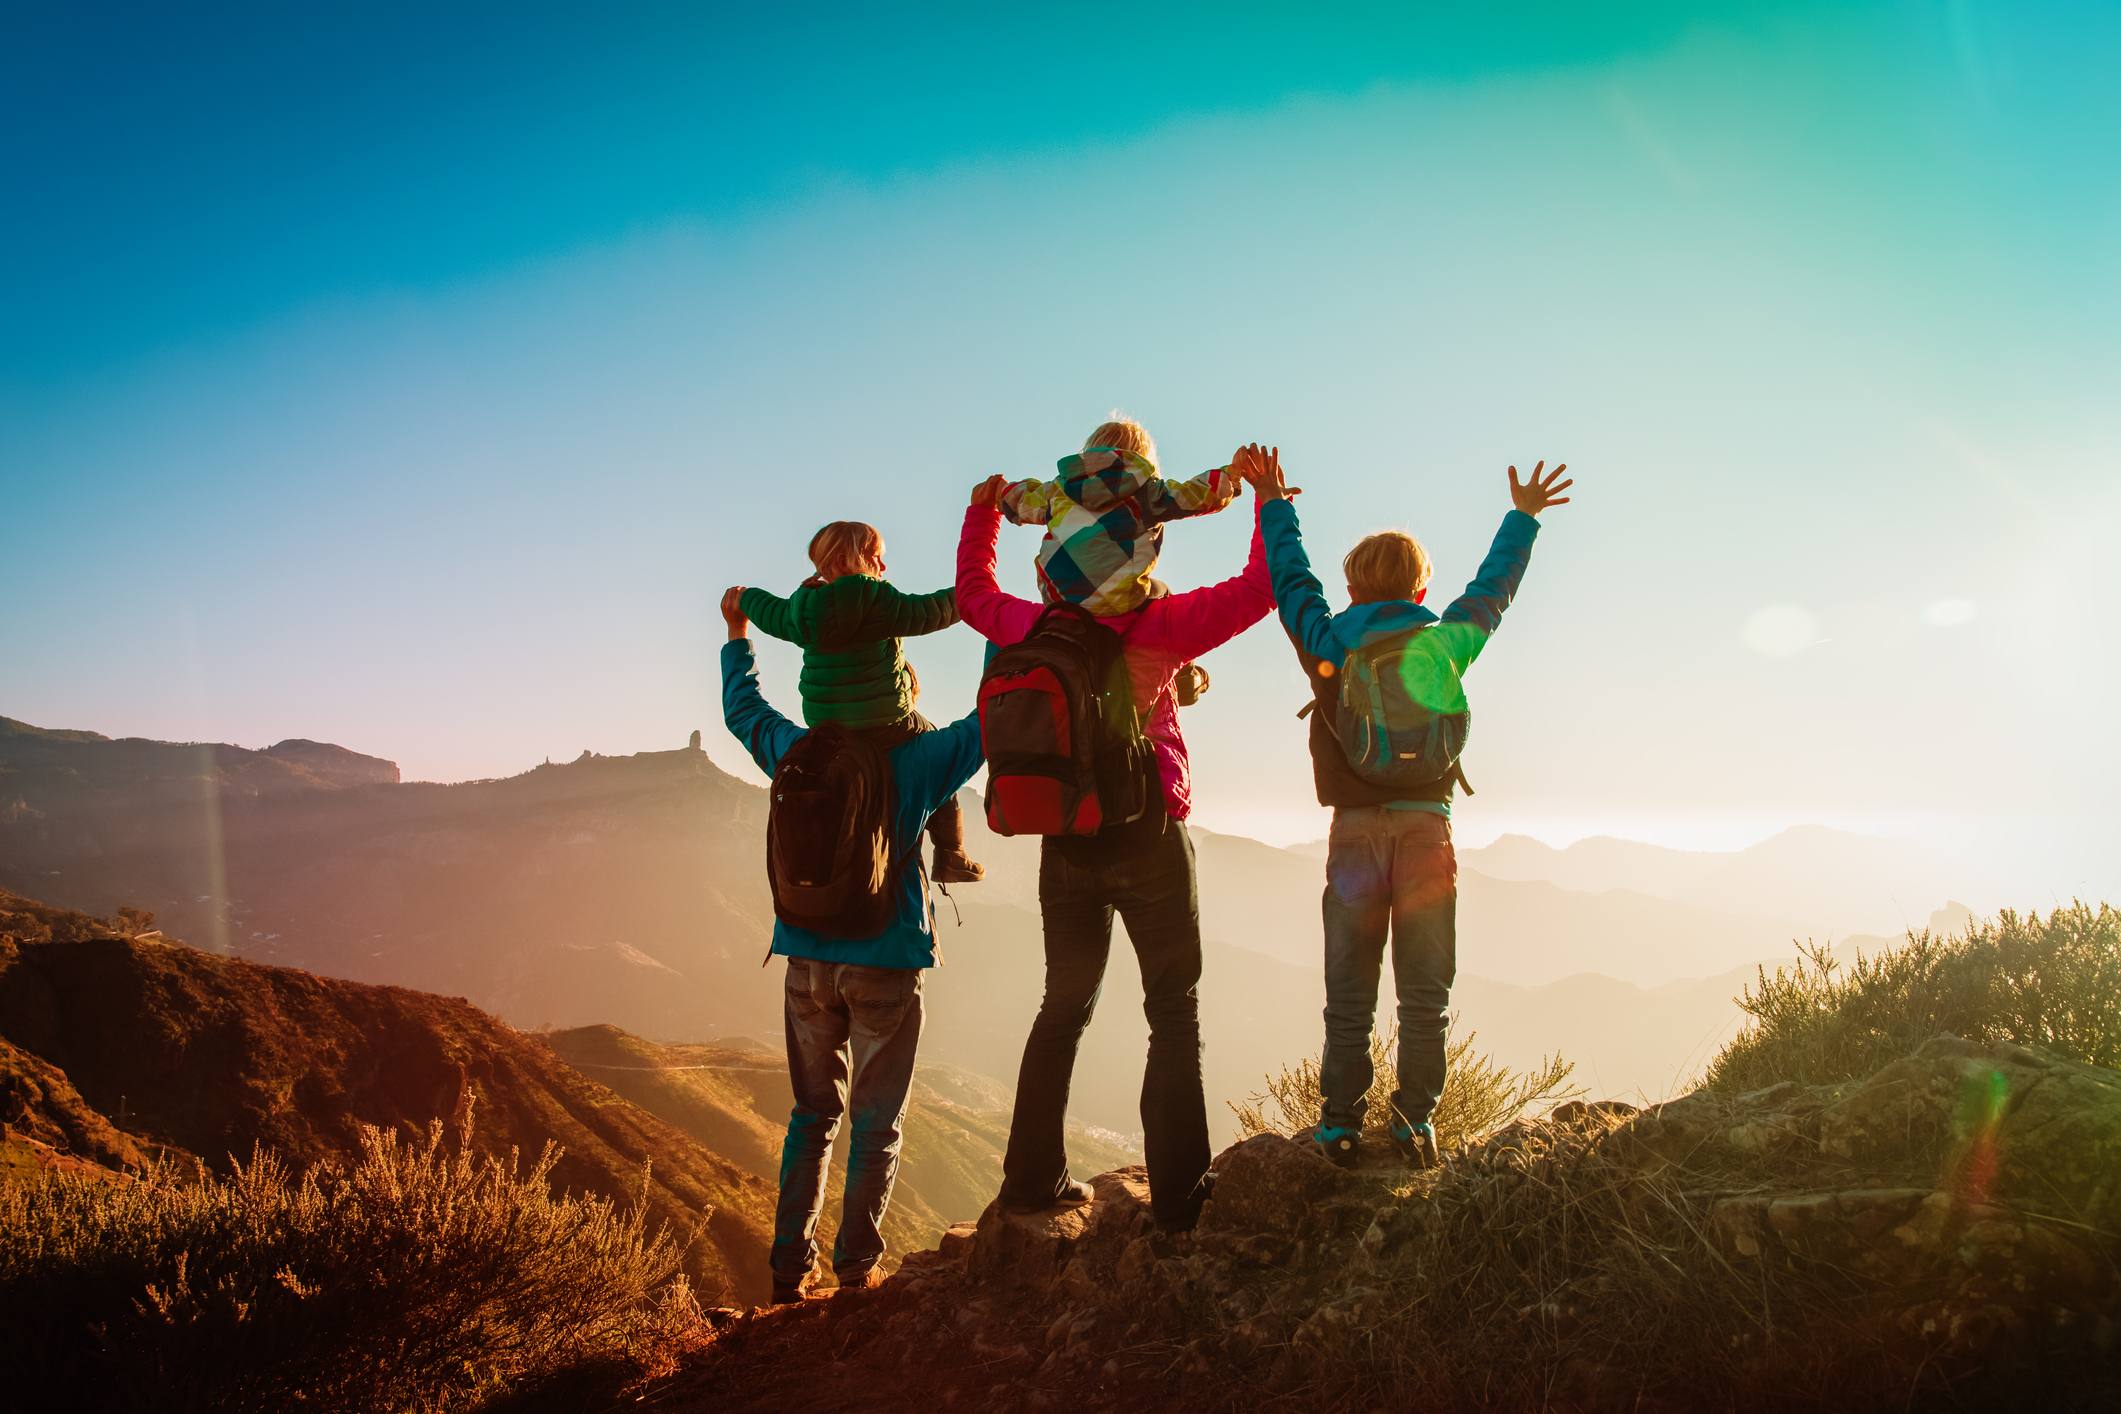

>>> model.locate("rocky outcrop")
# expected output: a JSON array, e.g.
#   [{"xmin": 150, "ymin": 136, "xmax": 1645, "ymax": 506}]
[{"xmin": 668, "ymin": 1035, "xmax": 2121, "ymax": 1413}]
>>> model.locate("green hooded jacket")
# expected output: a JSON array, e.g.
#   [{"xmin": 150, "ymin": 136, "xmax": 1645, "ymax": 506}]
[{"xmin": 738, "ymin": 577, "xmax": 959, "ymax": 729}]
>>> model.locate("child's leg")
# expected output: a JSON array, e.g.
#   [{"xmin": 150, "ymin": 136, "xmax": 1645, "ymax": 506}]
[
  {"xmin": 913, "ymin": 718, "xmax": 984, "ymax": 883},
  {"xmin": 1319, "ymin": 807, "xmax": 1393, "ymax": 1134},
  {"xmin": 1385, "ymin": 813, "xmax": 1458, "ymax": 1130}
]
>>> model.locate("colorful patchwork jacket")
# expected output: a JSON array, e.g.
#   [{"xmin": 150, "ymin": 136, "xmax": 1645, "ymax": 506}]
[{"xmin": 1000, "ymin": 447, "xmax": 1241, "ymax": 616}]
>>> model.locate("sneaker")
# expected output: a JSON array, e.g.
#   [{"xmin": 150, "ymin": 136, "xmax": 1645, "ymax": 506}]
[
  {"xmin": 1391, "ymin": 1119, "xmax": 1440, "ymax": 1170},
  {"xmin": 932, "ymin": 847, "xmax": 986, "ymax": 884},
  {"xmin": 1314, "ymin": 1125, "xmax": 1361, "ymax": 1170},
  {"xmin": 1001, "ymin": 1178, "xmax": 1093, "ymax": 1214}
]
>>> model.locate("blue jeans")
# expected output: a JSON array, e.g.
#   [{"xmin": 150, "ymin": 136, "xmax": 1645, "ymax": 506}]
[
  {"xmin": 772, "ymin": 958, "xmax": 924, "ymax": 1285},
  {"xmin": 1318, "ymin": 807, "xmax": 1457, "ymax": 1132}
]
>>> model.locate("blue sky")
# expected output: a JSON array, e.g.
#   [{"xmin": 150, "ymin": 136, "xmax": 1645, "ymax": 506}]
[{"xmin": 4, "ymin": 2, "xmax": 2117, "ymax": 905}]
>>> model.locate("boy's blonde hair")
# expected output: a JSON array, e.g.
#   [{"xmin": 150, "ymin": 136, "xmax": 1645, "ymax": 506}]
[
  {"xmin": 807, "ymin": 521, "xmax": 884, "ymax": 582},
  {"xmin": 1083, "ymin": 414, "xmax": 1157, "ymax": 469},
  {"xmin": 1343, "ymin": 531, "xmax": 1433, "ymax": 602}
]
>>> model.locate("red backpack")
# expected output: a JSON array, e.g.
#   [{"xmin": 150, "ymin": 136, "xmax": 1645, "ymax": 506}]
[{"xmin": 977, "ymin": 603, "xmax": 1156, "ymax": 836}]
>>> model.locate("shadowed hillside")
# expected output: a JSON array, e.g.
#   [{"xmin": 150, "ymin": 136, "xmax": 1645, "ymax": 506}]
[{"xmin": 0, "ymin": 887, "xmax": 778, "ymax": 1304}]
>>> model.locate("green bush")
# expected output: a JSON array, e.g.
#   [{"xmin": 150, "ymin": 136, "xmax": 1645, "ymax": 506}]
[
  {"xmin": 0, "ymin": 1112, "xmax": 703, "ymax": 1413},
  {"xmin": 1706, "ymin": 901, "xmax": 2121, "ymax": 1094}
]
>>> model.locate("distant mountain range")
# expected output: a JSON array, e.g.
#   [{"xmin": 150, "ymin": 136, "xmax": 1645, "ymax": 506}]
[{"xmin": 0, "ymin": 714, "xmax": 1976, "ymax": 1141}]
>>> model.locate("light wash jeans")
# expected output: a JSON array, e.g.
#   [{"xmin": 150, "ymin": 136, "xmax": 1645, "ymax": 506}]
[
  {"xmin": 772, "ymin": 958, "xmax": 924, "ymax": 1285},
  {"xmin": 1318, "ymin": 806, "xmax": 1457, "ymax": 1132}
]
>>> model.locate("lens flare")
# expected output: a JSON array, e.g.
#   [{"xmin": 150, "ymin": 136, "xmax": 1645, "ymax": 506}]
[{"xmin": 1952, "ymin": 1065, "xmax": 2010, "ymax": 1205}]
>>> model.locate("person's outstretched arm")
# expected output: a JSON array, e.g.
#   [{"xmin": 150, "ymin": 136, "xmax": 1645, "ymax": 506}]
[
  {"xmin": 1151, "ymin": 493, "xmax": 1276, "ymax": 662},
  {"xmin": 1431, "ymin": 460, "xmax": 1572, "ymax": 671},
  {"xmin": 996, "ymin": 475, "xmax": 1059, "ymax": 526},
  {"xmin": 735, "ymin": 584, "xmax": 802, "ymax": 645},
  {"xmin": 850, "ymin": 582, "xmax": 960, "ymax": 641},
  {"xmin": 1136, "ymin": 460, "xmax": 1242, "ymax": 525},
  {"xmin": 957, "ymin": 476, "xmax": 1046, "ymax": 646},
  {"xmin": 1240, "ymin": 446, "xmax": 1345, "ymax": 662},
  {"xmin": 719, "ymin": 587, "xmax": 805, "ymax": 775}
]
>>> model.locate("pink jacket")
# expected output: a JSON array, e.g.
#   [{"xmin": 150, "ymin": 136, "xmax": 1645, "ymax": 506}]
[{"xmin": 957, "ymin": 502, "xmax": 1273, "ymax": 820}]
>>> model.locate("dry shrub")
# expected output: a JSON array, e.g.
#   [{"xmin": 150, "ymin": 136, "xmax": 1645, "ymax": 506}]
[
  {"xmin": 1707, "ymin": 901, "xmax": 2121, "ymax": 1094},
  {"xmin": 1230, "ymin": 1019, "xmax": 1581, "ymax": 1151},
  {"xmin": 0, "ymin": 1110, "xmax": 703, "ymax": 1413}
]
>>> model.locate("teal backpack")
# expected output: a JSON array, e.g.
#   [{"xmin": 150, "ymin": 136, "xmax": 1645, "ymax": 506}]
[{"xmin": 1308, "ymin": 622, "xmax": 1475, "ymax": 793}]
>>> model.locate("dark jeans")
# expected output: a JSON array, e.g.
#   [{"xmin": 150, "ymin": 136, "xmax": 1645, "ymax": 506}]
[
  {"xmin": 1319, "ymin": 806, "xmax": 1457, "ymax": 1133},
  {"xmin": 772, "ymin": 958, "xmax": 924, "ymax": 1285},
  {"xmin": 1001, "ymin": 812, "xmax": 1211, "ymax": 1229}
]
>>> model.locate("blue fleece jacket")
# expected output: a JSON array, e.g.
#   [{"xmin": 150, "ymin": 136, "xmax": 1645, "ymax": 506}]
[
  {"xmin": 721, "ymin": 639, "xmax": 984, "ymax": 969},
  {"xmin": 1260, "ymin": 499, "xmax": 1541, "ymax": 812}
]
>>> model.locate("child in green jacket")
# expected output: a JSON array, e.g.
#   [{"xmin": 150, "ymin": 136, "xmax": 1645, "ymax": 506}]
[{"xmin": 736, "ymin": 520, "xmax": 985, "ymax": 883}]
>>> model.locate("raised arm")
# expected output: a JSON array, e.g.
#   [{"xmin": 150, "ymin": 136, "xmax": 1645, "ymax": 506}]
[
  {"xmin": 997, "ymin": 475, "xmax": 1060, "ymax": 527},
  {"xmin": 1258, "ymin": 498, "xmax": 1345, "ymax": 662},
  {"xmin": 1136, "ymin": 462, "xmax": 1241, "ymax": 526},
  {"xmin": 856, "ymin": 582, "xmax": 960, "ymax": 640},
  {"xmin": 736, "ymin": 585, "xmax": 801, "ymax": 645},
  {"xmin": 1151, "ymin": 496, "xmax": 1276, "ymax": 661},
  {"xmin": 1437, "ymin": 513, "xmax": 1539, "ymax": 636},
  {"xmin": 720, "ymin": 638, "xmax": 805, "ymax": 777},
  {"xmin": 1431, "ymin": 460, "xmax": 1566, "ymax": 669},
  {"xmin": 957, "ymin": 484, "xmax": 1046, "ymax": 646}
]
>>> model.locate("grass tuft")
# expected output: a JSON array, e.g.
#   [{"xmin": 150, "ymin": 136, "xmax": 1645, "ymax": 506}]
[
  {"xmin": 0, "ymin": 1105, "xmax": 703, "ymax": 1412},
  {"xmin": 1230, "ymin": 1018, "xmax": 1583, "ymax": 1151}
]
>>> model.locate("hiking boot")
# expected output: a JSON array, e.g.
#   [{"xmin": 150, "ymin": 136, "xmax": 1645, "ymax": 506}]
[
  {"xmin": 837, "ymin": 1267, "xmax": 887, "ymax": 1292},
  {"xmin": 1313, "ymin": 1125, "xmax": 1361, "ymax": 1170},
  {"xmin": 932, "ymin": 847, "xmax": 986, "ymax": 884},
  {"xmin": 768, "ymin": 1282, "xmax": 806, "ymax": 1306},
  {"xmin": 1391, "ymin": 1119, "xmax": 1440, "ymax": 1170},
  {"xmin": 1001, "ymin": 1178, "xmax": 1093, "ymax": 1214}
]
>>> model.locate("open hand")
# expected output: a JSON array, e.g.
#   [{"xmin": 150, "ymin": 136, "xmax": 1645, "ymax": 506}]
[
  {"xmin": 720, "ymin": 586, "xmax": 749, "ymax": 640},
  {"xmin": 1508, "ymin": 461, "xmax": 1573, "ymax": 516},
  {"xmin": 970, "ymin": 474, "xmax": 1009, "ymax": 509},
  {"xmin": 1234, "ymin": 444, "xmax": 1301, "ymax": 501}
]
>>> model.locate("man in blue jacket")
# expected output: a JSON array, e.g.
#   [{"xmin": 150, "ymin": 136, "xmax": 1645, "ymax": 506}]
[
  {"xmin": 718, "ymin": 586, "xmax": 985, "ymax": 1303},
  {"xmin": 1237, "ymin": 452, "xmax": 1573, "ymax": 1170}
]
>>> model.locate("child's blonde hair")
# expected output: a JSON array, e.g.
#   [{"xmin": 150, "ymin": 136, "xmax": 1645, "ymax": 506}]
[
  {"xmin": 1083, "ymin": 413, "xmax": 1157, "ymax": 469},
  {"xmin": 807, "ymin": 521, "xmax": 884, "ymax": 582},
  {"xmin": 1343, "ymin": 531, "xmax": 1433, "ymax": 602}
]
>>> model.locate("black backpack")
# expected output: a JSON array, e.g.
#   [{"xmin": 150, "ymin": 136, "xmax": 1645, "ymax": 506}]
[
  {"xmin": 977, "ymin": 603, "xmax": 1156, "ymax": 836},
  {"xmin": 765, "ymin": 723, "xmax": 911, "ymax": 940}
]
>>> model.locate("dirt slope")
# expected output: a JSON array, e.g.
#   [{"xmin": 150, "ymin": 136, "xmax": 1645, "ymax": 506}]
[{"xmin": 0, "ymin": 888, "xmax": 778, "ymax": 1303}]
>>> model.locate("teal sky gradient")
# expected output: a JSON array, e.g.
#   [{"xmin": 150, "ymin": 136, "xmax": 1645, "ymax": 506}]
[{"xmin": 4, "ymin": 3, "xmax": 2117, "ymax": 909}]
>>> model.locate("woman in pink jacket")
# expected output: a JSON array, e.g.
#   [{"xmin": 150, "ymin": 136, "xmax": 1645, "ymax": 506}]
[{"xmin": 959, "ymin": 445, "xmax": 1275, "ymax": 1233}]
